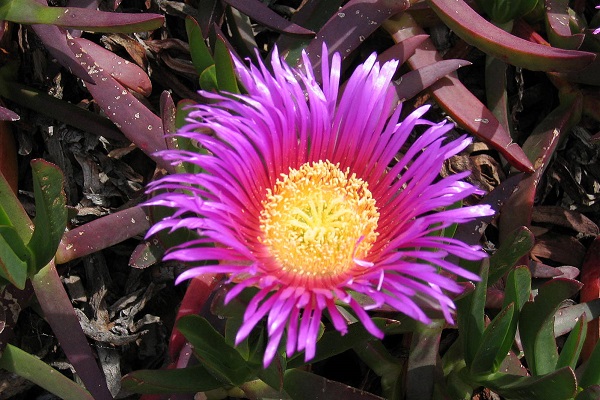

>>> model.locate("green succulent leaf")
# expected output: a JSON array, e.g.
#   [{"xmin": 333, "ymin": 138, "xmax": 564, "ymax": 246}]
[
  {"xmin": 470, "ymin": 302, "xmax": 516, "ymax": 375},
  {"xmin": 185, "ymin": 16, "xmax": 215, "ymax": 75},
  {"xmin": 177, "ymin": 315, "xmax": 253, "ymax": 385},
  {"xmin": 456, "ymin": 259, "xmax": 489, "ymax": 368},
  {"xmin": 214, "ymin": 37, "xmax": 240, "ymax": 94},
  {"xmin": 519, "ymin": 278, "xmax": 582, "ymax": 376},
  {"xmin": 121, "ymin": 364, "xmax": 225, "ymax": 394},
  {"xmin": 0, "ymin": 344, "xmax": 94, "ymax": 400},
  {"xmin": 25, "ymin": 160, "xmax": 67, "ymax": 272},
  {"xmin": 483, "ymin": 367, "xmax": 577, "ymax": 400},
  {"xmin": 556, "ymin": 315, "xmax": 586, "ymax": 370},
  {"xmin": 502, "ymin": 265, "xmax": 531, "ymax": 313},
  {"xmin": 0, "ymin": 227, "xmax": 28, "ymax": 289},
  {"xmin": 0, "ymin": 172, "xmax": 32, "ymax": 241}
]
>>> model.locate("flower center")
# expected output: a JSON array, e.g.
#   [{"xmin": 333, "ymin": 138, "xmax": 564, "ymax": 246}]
[{"xmin": 259, "ymin": 160, "xmax": 379, "ymax": 280}]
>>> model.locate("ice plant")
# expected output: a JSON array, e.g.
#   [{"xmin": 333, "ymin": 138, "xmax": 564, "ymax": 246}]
[{"xmin": 146, "ymin": 44, "xmax": 494, "ymax": 367}]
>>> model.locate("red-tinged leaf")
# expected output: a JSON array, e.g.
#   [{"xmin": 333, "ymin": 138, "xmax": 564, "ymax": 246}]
[
  {"xmin": 581, "ymin": 236, "xmax": 600, "ymax": 361},
  {"xmin": 71, "ymin": 37, "xmax": 152, "ymax": 96},
  {"xmin": 383, "ymin": 13, "xmax": 534, "ymax": 173},
  {"xmin": 395, "ymin": 59, "xmax": 471, "ymax": 101},
  {"xmin": 554, "ymin": 299, "xmax": 600, "ymax": 337},
  {"xmin": 31, "ymin": 23, "xmax": 92, "ymax": 82},
  {"xmin": 55, "ymin": 206, "xmax": 150, "ymax": 264},
  {"xmin": 426, "ymin": 0, "xmax": 596, "ymax": 72},
  {"xmin": 31, "ymin": 262, "xmax": 113, "ymax": 400},
  {"xmin": 302, "ymin": 0, "xmax": 410, "ymax": 81},
  {"xmin": 66, "ymin": 39, "xmax": 174, "ymax": 172},
  {"xmin": 498, "ymin": 94, "xmax": 582, "ymax": 257},
  {"xmin": 222, "ymin": 0, "xmax": 314, "ymax": 36},
  {"xmin": 2, "ymin": 0, "xmax": 164, "ymax": 33},
  {"xmin": 169, "ymin": 274, "xmax": 220, "ymax": 361},
  {"xmin": 555, "ymin": 57, "xmax": 600, "ymax": 86},
  {"xmin": 545, "ymin": 0, "xmax": 585, "ymax": 50},
  {"xmin": 0, "ymin": 106, "xmax": 18, "ymax": 121},
  {"xmin": 377, "ymin": 35, "xmax": 429, "ymax": 66}
]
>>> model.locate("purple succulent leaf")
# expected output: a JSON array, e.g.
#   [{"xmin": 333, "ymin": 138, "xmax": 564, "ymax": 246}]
[
  {"xmin": 545, "ymin": 0, "xmax": 585, "ymax": 50},
  {"xmin": 66, "ymin": 39, "xmax": 174, "ymax": 172},
  {"xmin": 31, "ymin": 22, "xmax": 92, "ymax": 82},
  {"xmin": 0, "ymin": 106, "xmax": 19, "ymax": 121},
  {"xmin": 302, "ymin": 0, "xmax": 410, "ymax": 80},
  {"xmin": 222, "ymin": 0, "xmax": 314, "ymax": 36},
  {"xmin": 3, "ymin": 0, "xmax": 164, "ymax": 33},
  {"xmin": 394, "ymin": 59, "xmax": 471, "ymax": 101},
  {"xmin": 377, "ymin": 35, "xmax": 429, "ymax": 66},
  {"xmin": 71, "ymin": 38, "xmax": 152, "ymax": 96},
  {"xmin": 499, "ymin": 94, "xmax": 583, "ymax": 263},
  {"xmin": 426, "ymin": 0, "xmax": 595, "ymax": 72},
  {"xmin": 160, "ymin": 90, "xmax": 178, "ymax": 151},
  {"xmin": 554, "ymin": 57, "xmax": 600, "ymax": 86},
  {"xmin": 383, "ymin": 13, "xmax": 534, "ymax": 173},
  {"xmin": 55, "ymin": 205, "xmax": 150, "ymax": 264},
  {"xmin": 31, "ymin": 262, "xmax": 113, "ymax": 400}
]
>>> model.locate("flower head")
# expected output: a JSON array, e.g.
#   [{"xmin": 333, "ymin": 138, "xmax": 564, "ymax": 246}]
[{"xmin": 146, "ymin": 44, "xmax": 494, "ymax": 367}]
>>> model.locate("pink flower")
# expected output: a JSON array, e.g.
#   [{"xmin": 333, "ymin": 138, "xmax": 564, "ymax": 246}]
[
  {"xmin": 146, "ymin": 44, "xmax": 494, "ymax": 367},
  {"xmin": 595, "ymin": 5, "xmax": 600, "ymax": 34}
]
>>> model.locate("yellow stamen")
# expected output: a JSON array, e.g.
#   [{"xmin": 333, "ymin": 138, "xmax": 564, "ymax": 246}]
[{"xmin": 259, "ymin": 160, "xmax": 379, "ymax": 280}]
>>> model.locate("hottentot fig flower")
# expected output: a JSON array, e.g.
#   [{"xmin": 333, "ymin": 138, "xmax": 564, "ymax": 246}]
[{"xmin": 146, "ymin": 44, "xmax": 494, "ymax": 367}]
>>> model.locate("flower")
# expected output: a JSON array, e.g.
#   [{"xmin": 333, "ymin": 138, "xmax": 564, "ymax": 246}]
[
  {"xmin": 146, "ymin": 44, "xmax": 494, "ymax": 367},
  {"xmin": 595, "ymin": 5, "xmax": 600, "ymax": 34}
]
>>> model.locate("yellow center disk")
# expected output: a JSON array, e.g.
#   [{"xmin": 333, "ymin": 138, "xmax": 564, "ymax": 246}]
[{"xmin": 259, "ymin": 160, "xmax": 379, "ymax": 280}]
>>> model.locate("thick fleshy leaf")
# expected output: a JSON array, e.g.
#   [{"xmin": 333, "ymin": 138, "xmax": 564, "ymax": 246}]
[
  {"xmin": 66, "ymin": 39, "xmax": 173, "ymax": 172},
  {"xmin": 395, "ymin": 59, "xmax": 471, "ymax": 101},
  {"xmin": 1, "ymin": 0, "xmax": 164, "ymax": 33},
  {"xmin": 222, "ymin": 0, "xmax": 314, "ymax": 36},
  {"xmin": 284, "ymin": 369, "xmax": 385, "ymax": 400},
  {"xmin": 0, "ymin": 172, "xmax": 32, "ymax": 241},
  {"xmin": 484, "ymin": 367, "xmax": 577, "ymax": 400},
  {"xmin": 520, "ymin": 278, "xmax": 583, "ymax": 376},
  {"xmin": 556, "ymin": 315, "xmax": 587, "ymax": 370},
  {"xmin": 503, "ymin": 265, "xmax": 531, "ymax": 313},
  {"xmin": 32, "ymin": 262, "xmax": 112, "ymax": 400},
  {"xmin": 456, "ymin": 260, "xmax": 489, "ymax": 368},
  {"xmin": 0, "ymin": 228, "xmax": 28, "ymax": 289},
  {"xmin": 426, "ymin": 0, "xmax": 595, "ymax": 72},
  {"xmin": 470, "ymin": 303, "xmax": 516, "ymax": 375},
  {"xmin": 0, "ymin": 344, "xmax": 94, "ymax": 400},
  {"xmin": 554, "ymin": 299, "xmax": 600, "ymax": 337},
  {"xmin": 121, "ymin": 364, "xmax": 225, "ymax": 394},
  {"xmin": 26, "ymin": 159, "xmax": 67, "ymax": 272},
  {"xmin": 302, "ymin": 0, "xmax": 410, "ymax": 81},
  {"xmin": 176, "ymin": 315, "xmax": 253, "ymax": 385},
  {"xmin": 406, "ymin": 321, "xmax": 444, "ymax": 400},
  {"xmin": 55, "ymin": 206, "xmax": 150, "ymax": 264},
  {"xmin": 488, "ymin": 226, "xmax": 534, "ymax": 285},
  {"xmin": 580, "ymin": 236, "xmax": 600, "ymax": 360},
  {"xmin": 185, "ymin": 16, "xmax": 214, "ymax": 75},
  {"xmin": 214, "ymin": 36, "xmax": 240, "ymax": 94},
  {"xmin": 70, "ymin": 37, "xmax": 152, "ymax": 96},
  {"xmin": 276, "ymin": 0, "xmax": 345, "ymax": 64},
  {"xmin": 544, "ymin": 0, "xmax": 585, "ymax": 50},
  {"xmin": 382, "ymin": 13, "xmax": 534, "ymax": 172},
  {"xmin": 0, "ymin": 106, "xmax": 18, "ymax": 121}
]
